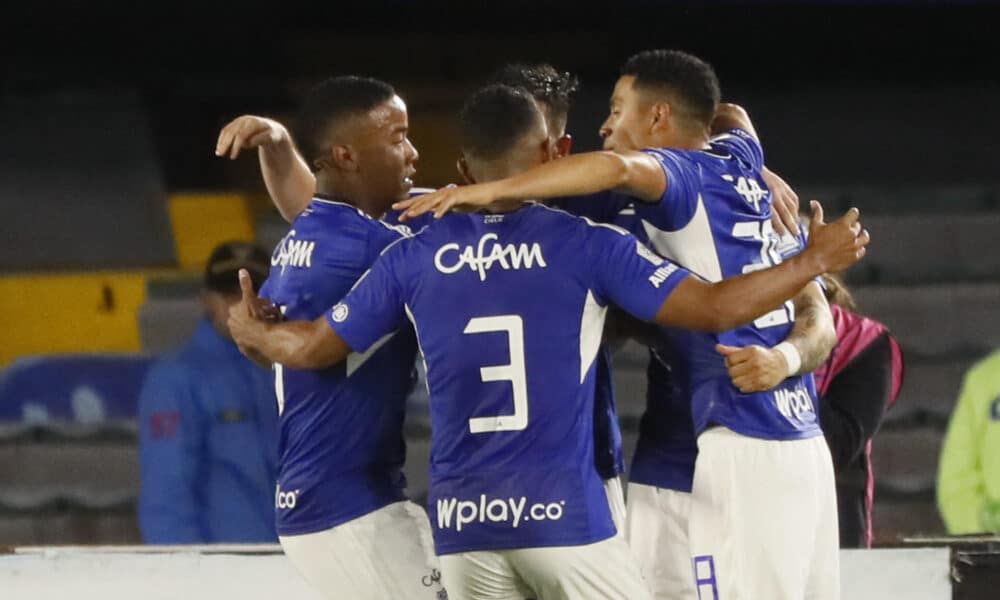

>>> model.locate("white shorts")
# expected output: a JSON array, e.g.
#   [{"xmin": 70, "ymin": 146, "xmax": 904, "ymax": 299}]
[
  {"xmin": 687, "ymin": 427, "xmax": 840, "ymax": 600},
  {"xmin": 439, "ymin": 534, "xmax": 653, "ymax": 600},
  {"xmin": 603, "ymin": 476, "xmax": 627, "ymax": 537},
  {"xmin": 626, "ymin": 482, "xmax": 695, "ymax": 599},
  {"xmin": 279, "ymin": 500, "xmax": 445, "ymax": 600}
]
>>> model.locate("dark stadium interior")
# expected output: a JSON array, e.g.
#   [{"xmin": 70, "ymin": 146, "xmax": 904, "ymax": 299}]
[{"xmin": 1, "ymin": 0, "xmax": 999, "ymax": 560}]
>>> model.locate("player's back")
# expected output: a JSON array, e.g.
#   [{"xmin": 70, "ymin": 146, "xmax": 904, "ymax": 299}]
[
  {"xmin": 368, "ymin": 203, "xmax": 684, "ymax": 554},
  {"xmin": 635, "ymin": 130, "xmax": 821, "ymax": 441},
  {"xmin": 260, "ymin": 197, "xmax": 417, "ymax": 536}
]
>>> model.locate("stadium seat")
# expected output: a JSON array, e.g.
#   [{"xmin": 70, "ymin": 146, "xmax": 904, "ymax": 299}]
[
  {"xmin": 853, "ymin": 283, "xmax": 1000, "ymax": 358},
  {"xmin": 136, "ymin": 297, "xmax": 203, "ymax": 354},
  {"xmin": 0, "ymin": 354, "xmax": 153, "ymax": 422},
  {"xmin": 872, "ymin": 499, "xmax": 944, "ymax": 543},
  {"xmin": 871, "ymin": 426, "xmax": 943, "ymax": 495},
  {"xmin": 0, "ymin": 91, "xmax": 175, "ymax": 271},
  {"xmin": 166, "ymin": 193, "xmax": 256, "ymax": 270},
  {"xmin": 887, "ymin": 357, "xmax": 982, "ymax": 424},
  {"xmin": 845, "ymin": 213, "xmax": 1000, "ymax": 284},
  {"xmin": 0, "ymin": 273, "xmax": 149, "ymax": 365}
]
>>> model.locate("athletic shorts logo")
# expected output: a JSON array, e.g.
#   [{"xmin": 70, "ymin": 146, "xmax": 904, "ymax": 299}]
[{"xmin": 331, "ymin": 303, "xmax": 349, "ymax": 323}]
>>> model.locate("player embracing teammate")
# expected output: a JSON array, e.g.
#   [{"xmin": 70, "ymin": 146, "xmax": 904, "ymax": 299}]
[{"xmin": 218, "ymin": 50, "xmax": 867, "ymax": 600}]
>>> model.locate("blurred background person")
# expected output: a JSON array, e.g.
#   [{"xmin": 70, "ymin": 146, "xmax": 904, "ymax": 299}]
[
  {"xmin": 138, "ymin": 241, "xmax": 279, "ymax": 544},
  {"xmin": 814, "ymin": 274, "xmax": 905, "ymax": 548},
  {"xmin": 937, "ymin": 347, "xmax": 1000, "ymax": 534}
]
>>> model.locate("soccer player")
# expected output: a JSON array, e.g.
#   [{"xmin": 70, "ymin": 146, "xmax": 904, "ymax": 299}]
[
  {"xmin": 218, "ymin": 76, "xmax": 443, "ymax": 599},
  {"xmin": 228, "ymin": 85, "xmax": 866, "ymax": 600},
  {"xmin": 219, "ymin": 62, "xmax": 637, "ymax": 533},
  {"xmin": 397, "ymin": 51, "xmax": 852, "ymax": 599}
]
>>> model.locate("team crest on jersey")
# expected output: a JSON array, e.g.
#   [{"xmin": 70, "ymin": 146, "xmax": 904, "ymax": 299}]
[
  {"xmin": 272, "ymin": 230, "xmax": 316, "ymax": 272},
  {"xmin": 434, "ymin": 233, "xmax": 547, "ymax": 281},
  {"xmin": 330, "ymin": 303, "xmax": 349, "ymax": 323}
]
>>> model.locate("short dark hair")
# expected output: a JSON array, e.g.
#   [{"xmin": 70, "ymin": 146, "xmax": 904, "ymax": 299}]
[
  {"xmin": 459, "ymin": 84, "xmax": 543, "ymax": 161},
  {"xmin": 621, "ymin": 50, "xmax": 720, "ymax": 127},
  {"xmin": 293, "ymin": 76, "xmax": 396, "ymax": 171},
  {"xmin": 488, "ymin": 63, "xmax": 579, "ymax": 132}
]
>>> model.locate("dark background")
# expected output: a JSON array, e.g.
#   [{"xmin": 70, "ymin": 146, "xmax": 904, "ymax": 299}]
[{"xmin": 5, "ymin": 1, "xmax": 999, "ymax": 190}]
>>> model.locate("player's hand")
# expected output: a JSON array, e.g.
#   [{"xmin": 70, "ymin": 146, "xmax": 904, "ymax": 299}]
[
  {"xmin": 716, "ymin": 343, "xmax": 790, "ymax": 393},
  {"xmin": 215, "ymin": 115, "xmax": 288, "ymax": 160},
  {"xmin": 391, "ymin": 182, "xmax": 501, "ymax": 221},
  {"xmin": 803, "ymin": 201, "xmax": 869, "ymax": 273},
  {"xmin": 228, "ymin": 269, "xmax": 271, "ymax": 358},
  {"xmin": 761, "ymin": 167, "xmax": 800, "ymax": 237}
]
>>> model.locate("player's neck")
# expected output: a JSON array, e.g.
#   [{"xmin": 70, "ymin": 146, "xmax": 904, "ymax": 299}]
[
  {"xmin": 649, "ymin": 129, "xmax": 709, "ymax": 151},
  {"xmin": 315, "ymin": 172, "xmax": 387, "ymax": 220}
]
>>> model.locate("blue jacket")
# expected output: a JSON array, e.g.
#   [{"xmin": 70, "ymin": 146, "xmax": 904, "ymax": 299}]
[{"xmin": 138, "ymin": 319, "xmax": 278, "ymax": 544}]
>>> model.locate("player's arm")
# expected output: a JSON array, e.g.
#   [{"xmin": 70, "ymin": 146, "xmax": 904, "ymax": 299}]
[
  {"xmin": 653, "ymin": 202, "xmax": 867, "ymax": 332},
  {"xmin": 216, "ymin": 115, "xmax": 317, "ymax": 222},
  {"xmin": 393, "ymin": 150, "xmax": 667, "ymax": 220},
  {"xmin": 711, "ymin": 102, "xmax": 757, "ymax": 139},
  {"xmin": 716, "ymin": 283, "xmax": 836, "ymax": 393},
  {"xmin": 228, "ymin": 271, "xmax": 352, "ymax": 369},
  {"xmin": 712, "ymin": 103, "xmax": 800, "ymax": 236}
]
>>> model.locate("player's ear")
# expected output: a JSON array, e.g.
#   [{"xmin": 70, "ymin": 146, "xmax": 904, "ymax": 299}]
[
  {"xmin": 650, "ymin": 102, "xmax": 672, "ymax": 134},
  {"xmin": 330, "ymin": 144, "xmax": 359, "ymax": 172},
  {"xmin": 554, "ymin": 134, "xmax": 573, "ymax": 159},
  {"xmin": 457, "ymin": 156, "xmax": 476, "ymax": 184}
]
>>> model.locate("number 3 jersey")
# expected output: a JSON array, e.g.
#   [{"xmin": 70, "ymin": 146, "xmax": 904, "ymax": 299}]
[
  {"xmin": 633, "ymin": 129, "xmax": 821, "ymax": 444},
  {"xmin": 259, "ymin": 197, "xmax": 418, "ymax": 537},
  {"xmin": 327, "ymin": 204, "xmax": 691, "ymax": 554}
]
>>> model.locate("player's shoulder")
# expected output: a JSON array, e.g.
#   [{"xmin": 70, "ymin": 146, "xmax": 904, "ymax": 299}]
[
  {"xmin": 707, "ymin": 127, "xmax": 764, "ymax": 170},
  {"xmin": 531, "ymin": 202, "xmax": 626, "ymax": 231},
  {"xmin": 965, "ymin": 349, "xmax": 1000, "ymax": 387}
]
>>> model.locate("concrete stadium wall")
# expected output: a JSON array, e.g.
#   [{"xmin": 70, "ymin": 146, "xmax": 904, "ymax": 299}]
[{"xmin": 0, "ymin": 545, "xmax": 950, "ymax": 600}]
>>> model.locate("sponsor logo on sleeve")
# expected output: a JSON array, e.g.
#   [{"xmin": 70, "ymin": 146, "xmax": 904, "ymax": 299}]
[{"xmin": 648, "ymin": 263, "xmax": 680, "ymax": 288}]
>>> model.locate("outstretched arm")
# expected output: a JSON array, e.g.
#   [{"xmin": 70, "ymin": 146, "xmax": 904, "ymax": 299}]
[
  {"xmin": 716, "ymin": 282, "xmax": 836, "ymax": 393},
  {"xmin": 654, "ymin": 202, "xmax": 867, "ymax": 332},
  {"xmin": 393, "ymin": 150, "xmax": 668, "ymax": 220},
  {"xmin": 228, "ymin": 270, "xmax": 351, "ymax": 369},
  {"xmin": 216, "ymin": 115, "xmax": 317, "ymax": 222}
]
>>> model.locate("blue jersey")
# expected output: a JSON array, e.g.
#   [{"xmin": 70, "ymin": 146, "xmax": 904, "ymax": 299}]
[
  {"xmin": 401, "ymin": 191, "xmax": 628, "ymax": 480},
  {"xmin": 259, "ymin": 197, "xmax": 418, "ymax": 536},
  {"xmin": 327, "ymin": 204, "xmax": 690, "ymax": 554},
  {"xmin": 631, "ymin": 128, "xmax": 821, "ymax": 442},
  {"xmin": 552, "ymin": 194, "xmax": 635, "ymax": 480}
]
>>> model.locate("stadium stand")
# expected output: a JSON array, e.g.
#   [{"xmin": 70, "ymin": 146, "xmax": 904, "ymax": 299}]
[{"xmin": 0, "ymin": 90, "xmax": 174, "ymax": 271}]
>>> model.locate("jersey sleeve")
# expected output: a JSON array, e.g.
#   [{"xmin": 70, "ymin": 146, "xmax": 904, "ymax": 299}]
[
  {"xmin": 638, "ymin": 148, "xmax": 702, "ymax": 230},
  {"xmin": 325, "ymin": 241, "xmax": 409, "ymax": 353},
  {"xmin": 589, "ymin": 224, "xmax": 691, "ymax": 321},
  {"xmin": 710, "ymin": 127, "xmax": 765, "ymax": 171}
]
